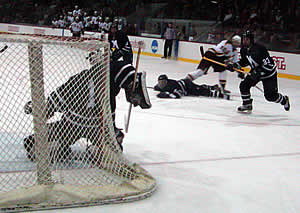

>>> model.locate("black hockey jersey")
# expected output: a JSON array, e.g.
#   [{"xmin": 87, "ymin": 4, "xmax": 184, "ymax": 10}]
[
  {"xmin": 238, "ymin": 43, "xmax": 277, "ymax": 79},
  {"xmin": 47, "ymin": 61, "xmax": 135, "ymax": 126},
  {"xmin": 46, "ymin": 63, "xmax": 104, "ymax": 126},
  {"xmin": 154, "ymin": 78, "xmax": 214, "ymax": 99},
  {"xmin": 108, "ymin": 30, "xmax": 133, "ymax": 56},
  {"xmin": 154, "ymin": 79, "xmax": 186, "ymax": 98}
]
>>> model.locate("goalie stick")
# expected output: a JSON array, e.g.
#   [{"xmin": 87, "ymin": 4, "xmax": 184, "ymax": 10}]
[
  {"xmin": 199, "ymin": 46, "xmax": 263, "ymax": 93},
  {"xmin": 124, "ymin": 41, "xmax": 143, "ymax": 133}
]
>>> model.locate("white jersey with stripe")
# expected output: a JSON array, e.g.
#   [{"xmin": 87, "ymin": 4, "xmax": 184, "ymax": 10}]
[
  {"xmin": 70, "ymin": 21, "xmax": 84, "ymax": 32},
  {"xmin": 209, "ymin": 40, "xmax": 239, "ymax": 63}
]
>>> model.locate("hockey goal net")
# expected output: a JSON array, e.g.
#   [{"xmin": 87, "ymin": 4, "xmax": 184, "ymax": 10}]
[{"xmin": 0, "ymin": 33, "xmax": 156, "ymax": 212}]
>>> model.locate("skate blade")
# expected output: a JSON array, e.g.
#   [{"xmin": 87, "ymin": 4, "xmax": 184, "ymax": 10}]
[
  {"xmin": 237, "ymin": 110, "xmax": 252, "ymax": 114},
  {"xmin": 224, "ymin": 94, "xmax": 230, "ymax": 100}
]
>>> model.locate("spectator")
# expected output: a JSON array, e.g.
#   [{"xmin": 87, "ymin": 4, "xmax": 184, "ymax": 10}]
[
  {"xmin": 69, "ymin": 16, "xmax": 84, "ymax": 37},
  {"xmin": 57, "ymin": 15, "xmax": 66, "ymax": 29}
]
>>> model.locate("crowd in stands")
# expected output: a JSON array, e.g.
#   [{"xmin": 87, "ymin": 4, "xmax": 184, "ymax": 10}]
[
  {"xmin": 0, "ymin": 0, "xmax": 299, "ymax": 52},
  {"xmin": 153, "ymin": 0, "xmax": 299, "ymax": 52}
]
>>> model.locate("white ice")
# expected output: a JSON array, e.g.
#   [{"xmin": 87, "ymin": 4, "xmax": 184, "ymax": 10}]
[{"xmin": 39, "ymin": 54, "xmax": 300, "ymax": 213}]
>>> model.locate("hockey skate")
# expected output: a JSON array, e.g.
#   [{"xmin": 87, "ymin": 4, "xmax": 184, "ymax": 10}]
[
  {"xmin": 237, "ymin": 104, "xmax": 253, "ymax": 114},
  {"xmin": 219, "ymin": 87, "xmax": 231, "ymax": 100},
  {"xmin": 283, "ymin": 96, "xmax": 290, "ymax": 111},
  {"xmin": 221, "ymin": 91, "xmax": 231, "ymax": 100},
  {"xmin": 210, "ymin": 87, "xmax": 230, "ymax": 100},
  {"xmin": 210, "ymin": 84, "xmax": 219, "ymax": 91},
  {"xmin": 125, "ymin": 72, "xmax": 152, "ymax": 109},
  {"xmin": 218, "ymin": 85, "xmax": 230, "ymax": 100}
]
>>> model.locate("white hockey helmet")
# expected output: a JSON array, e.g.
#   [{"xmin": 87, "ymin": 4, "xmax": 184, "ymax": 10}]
[{"xmin": 232, "ymin": 35, "xmax": 241, "ymax": 46}]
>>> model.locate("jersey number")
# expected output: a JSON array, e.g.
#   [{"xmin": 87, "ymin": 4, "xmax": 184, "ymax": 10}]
[{"xmin": 262, "ymin": 57, "xmax": 271, "ymax": 66}]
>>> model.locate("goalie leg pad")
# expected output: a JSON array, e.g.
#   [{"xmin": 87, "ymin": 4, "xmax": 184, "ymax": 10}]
[{"xmin": 125, "ymin": 72, "xmax": 152, "ymax": 109}]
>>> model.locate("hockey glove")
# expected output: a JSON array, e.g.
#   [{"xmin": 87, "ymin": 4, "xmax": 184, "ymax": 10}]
[
  {"xmin": 226, "ymin": 63, "xmax": 241, "ymax": 72},
  {"xmin": 24, "ymin": 101, "xmax": 32, "ymax": 114},
  {"xmin": 237, "ymin": 72, "xmax": 245, "ymax": 79},
  {"xmin": 173, "ymin": 89, "xmax": 183, "ymax": 98},
  {"xmin": 111, "ymin": 49, "xmax": 123, "ymax": 61},
  {"xmin": 157, "ymin": 91, "xmax": 177, "ymax": 99},
  {"xmin": 226, "ymin": 63, "xmax": 235, "ymax": 72}
]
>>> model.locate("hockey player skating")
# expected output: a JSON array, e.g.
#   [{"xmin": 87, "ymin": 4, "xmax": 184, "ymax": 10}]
[
  {"xmin": 186, "ymin": 35, "xmax": 241, "ymax": 95},
  {"xmin": 108, "ymin": 24, "xmax": 133, "ymax": 63},
  {"xmin": 154, "ymin": 74, "xmax": 230, "ymax": 100},
  {"xmin": 226, "ymin": 31, "xmax": 290, "ymax": 113},
  {"xmin": 23, "ymin": 52, "xmax": 151, "ymax": 162}
]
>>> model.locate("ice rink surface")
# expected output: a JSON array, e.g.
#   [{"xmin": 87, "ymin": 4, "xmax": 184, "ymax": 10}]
[{"xmin": 43, "ymin": 55, "xmax": 300, "ymax": 213}]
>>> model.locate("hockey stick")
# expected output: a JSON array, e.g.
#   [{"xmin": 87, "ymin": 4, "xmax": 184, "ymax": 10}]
[
  {"xmin": 0, "ymin": 45, "xmax": 8, "ymax": 53},
  {"xmin": 124, "ymin": 41, "xmax": 143, "ymax": 133},
  {"xmin": 200, "ymin": 46, "xmax": 247, "ymax": 75},
  {"xmin": 200, "ymin": 46, "xmax": 263, "ymax": 93}
]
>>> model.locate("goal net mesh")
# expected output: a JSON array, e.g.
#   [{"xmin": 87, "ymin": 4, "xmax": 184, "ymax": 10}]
[{"xmin": 0, "ymin": 34, "xmax": 156, "ymax": 212}]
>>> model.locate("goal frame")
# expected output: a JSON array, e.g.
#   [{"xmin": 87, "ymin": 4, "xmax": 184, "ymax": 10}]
[{"xmin": 0, "ymin": 34, "xmax": 156, "ymax": 212}]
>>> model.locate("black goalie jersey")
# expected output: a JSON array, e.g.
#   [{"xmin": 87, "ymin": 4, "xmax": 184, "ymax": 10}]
[
  {"xmin": 108, "ymin": 30, "xmax": 133, "ymax": 62},
  {"xmin": 46, "ymin": 61, "xmax": 136, "ymax": 126},
  {"xmin": 238, "ymin": 43, "xmax": 277, "ymax": 79}
]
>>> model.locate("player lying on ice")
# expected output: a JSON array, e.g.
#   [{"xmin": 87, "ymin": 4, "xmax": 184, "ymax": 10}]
[
  {"xmin": 23, "ymin": 50, "xmax": 151, "ymax": 162},
  {"xmin": 154, "ymin": 74, "xmax": 230, "ymax": 100}
]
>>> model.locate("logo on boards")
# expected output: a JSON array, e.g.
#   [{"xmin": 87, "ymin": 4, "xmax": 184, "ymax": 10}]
[{"xmin": 151, "ymin": 40, "xmax": 158, "ymax": 53}]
